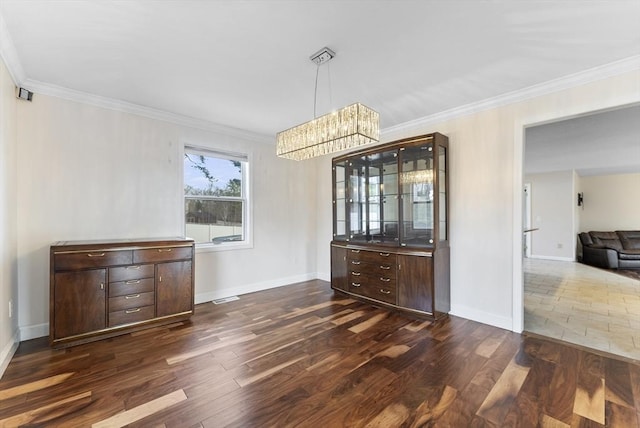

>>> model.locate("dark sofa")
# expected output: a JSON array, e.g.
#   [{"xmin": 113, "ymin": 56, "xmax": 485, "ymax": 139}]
[{"xmin": 578, "ymin": 230, "xmax": 640, "ymax": 269}]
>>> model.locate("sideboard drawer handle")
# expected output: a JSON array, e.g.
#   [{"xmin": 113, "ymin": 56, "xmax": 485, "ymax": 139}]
[
  {"xmin": 351, "ymin": 283, "xmax": 361, "ymax": 287},
  {"xmin": 379, "ymin": 252, "xmax": 390, "ymax": 257},
  {"xmin": 351, "ymin": 249, "xmax": 360, "ymax": 253},
  {"xmin": 126, "ymin": 266, "xmax": 141, "ymax": 270},
  {"xmin": 351, "ymin": 261, "xmax": 361, "ymax": 265},
  {"xmin": 380, "ymin": 277, "xmax": 391, "ymax": 282},
  {"xmin": 125, "ymin": 308, "xmax": 141, "ymax": 314},
  {"xmin": 379, "ymin": 289, "xmax": 391, "ymax": 295},
  {"xmin": 351, "ymin": 272, "xmax": 361, "ymax": 276},
  {"xmin": 380, "ymin": 265, "xmax": 391, "ymax": 270},
  {"xmin": 87, "ymin": 253, "xmax": 105, "ymax": 258},
  {"xmin": 125, "ymin": 294, "xmax": 140, "ymax": 299},
  {"xmin": 124, "ymin": 280, "xmax": 141, "ymax": 285},
  {"xmin": 157, "ymin": 248, "xmax": 173, "ymax": 253}
]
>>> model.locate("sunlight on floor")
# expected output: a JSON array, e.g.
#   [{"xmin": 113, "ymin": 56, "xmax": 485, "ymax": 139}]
[{"xmin": 524, "ymin": 258, "xmax": 640, "ymax": 361}]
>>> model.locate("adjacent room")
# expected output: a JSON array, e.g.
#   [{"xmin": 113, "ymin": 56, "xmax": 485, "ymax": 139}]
[
  {"xmin": 523, "ymin": 105, "xmax": 640, "ymax": 360},
  {"xmin": 1, "ymin": 1, "xmax": 639, "ymax": 426}
]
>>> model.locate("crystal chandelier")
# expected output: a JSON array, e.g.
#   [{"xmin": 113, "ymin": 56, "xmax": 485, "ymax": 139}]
[{"xmin": 276, "ymin": 48, "xmax": 380, "ymax": 161}]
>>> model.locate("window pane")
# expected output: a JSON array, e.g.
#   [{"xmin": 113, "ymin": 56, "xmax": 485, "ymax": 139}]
[
  {"xmin": 185, "ymin": 199, "xmax": 243, "ymax": 244},
  {"xmin": 184, "ymin": 154, "xmax": 242, "ymax": 197}
]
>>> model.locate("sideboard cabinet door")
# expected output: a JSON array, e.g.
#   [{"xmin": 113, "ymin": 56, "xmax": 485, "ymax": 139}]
[
  {"xmin": 53, "ymin": 269, "xmax": 106, "ymax": 339},
  {"xmin": 156, "ymin": 260, "xmax": 193, "ymax": 317}
]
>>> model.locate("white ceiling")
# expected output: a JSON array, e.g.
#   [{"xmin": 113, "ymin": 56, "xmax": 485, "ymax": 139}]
[
  {"xmin": 525, "ymin": 105, "xmax": 640, "ymax": 177},
  {"xmin": 1, "ymin": 1, "xmax": 640, "ymax": 139}
]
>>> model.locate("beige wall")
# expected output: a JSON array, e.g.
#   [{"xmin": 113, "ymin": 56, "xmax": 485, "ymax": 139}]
[
  {"xmin": 579, "ymin": 173, "xmax": 640, "ymax": 232},
  {"xmin": 15, "ymin": 94, "xmax": 318, "ymax": 339},
  {"xmin": 0, "ymin": 57, "xmax": 18, "ymax": 375}
]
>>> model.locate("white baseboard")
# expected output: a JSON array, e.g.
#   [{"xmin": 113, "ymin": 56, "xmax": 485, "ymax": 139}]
[
  {"xmin": 0, "ymin": 329, "xmax": 19, "ymax": 379},
  {"xmin": 195, "ymin": 272, "xmax": 322, "ymax": 304},
  {"xmin": 316, "ymin": 271, "xmax": 330, "ymax": 282},
  {"xmin": 529, "ymin": 255, "xmax": 575, "ymax": 262},
  {"xmin": 450, "ymin": 304, "xmax": 513, "ymax": 332},
  {"xmin": 19, "ymin": 323, "xmax": 48, "ymax": 341}
]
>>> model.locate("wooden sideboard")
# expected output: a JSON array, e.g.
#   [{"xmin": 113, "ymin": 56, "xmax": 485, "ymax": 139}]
[{"xmin": 50, "ymin": 237, "xmax": 194, "ymax": 347}]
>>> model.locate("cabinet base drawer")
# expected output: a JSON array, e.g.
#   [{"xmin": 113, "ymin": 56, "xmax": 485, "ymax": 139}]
[
  {"xmin": 109, "ymin": 305, "xmax": 155, "ymax": 327},
  {"xmin": 109, "ymin": 278, "xmax": 154, "ymax": 297},
  {"xmin": 109, "ymin": 291, "xmax": 155, "ymax": 312}
]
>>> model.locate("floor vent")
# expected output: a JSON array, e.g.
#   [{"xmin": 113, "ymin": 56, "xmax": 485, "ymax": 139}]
[{"xmin": 212, "ymin": 296, "xmax": 239, "ymax": 304}]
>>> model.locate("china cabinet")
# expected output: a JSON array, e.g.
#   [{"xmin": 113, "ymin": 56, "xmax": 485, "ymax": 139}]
[{"xmin": 331, "ymin": 133, "xmax": 449, "ymax": 319}]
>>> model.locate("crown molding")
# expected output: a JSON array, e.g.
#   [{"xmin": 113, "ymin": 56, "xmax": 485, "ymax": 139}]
[
  {"xmin": 381, "ymin": 55, "xmax": 640, "ymax": 141},
  {"xmin": 22, "ymin": 78, "xmax": 274, "ymax": 144},
  {"xmin": 0, "ymin": 11, "xmax": 25, "ymax": 85}
]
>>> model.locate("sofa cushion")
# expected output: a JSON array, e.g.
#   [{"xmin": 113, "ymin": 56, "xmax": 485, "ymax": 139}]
[
  {"xmin": 618, "ymin": 249, "xmax": 640, "ymax": 260},
  {"xmin": 589, "ymin": 231, "xmax": 623, "ymax": 251},
  {"xmin": 617, "ymin": 230, "xmax": 640, "ymax": 250},
  {"xmin": 579, "ymin": 232, "xmax": 593, "ymax": 246}
]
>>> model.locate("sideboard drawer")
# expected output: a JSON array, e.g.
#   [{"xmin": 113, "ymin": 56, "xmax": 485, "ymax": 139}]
[
  {"xmin": 109, "ymin": 291, "xmax": 155, "ymax": 312},
  {"xmin": 109, "ymin": 264, "xmax": 154, "ymax": 282},
  {"xmin": 108, "ymin": 305, "xmax": 155, "ymax": 327},
  {"xmin": 133, "ymin": 246, "xmax": 192, "ymax": 264},
  {"xmin": 109, "ymin": 277, "xmax": 155, "ymax": 297},
  {"xmin": 54, "ymin": 250, "xmax": 132, "ymax": 270}
]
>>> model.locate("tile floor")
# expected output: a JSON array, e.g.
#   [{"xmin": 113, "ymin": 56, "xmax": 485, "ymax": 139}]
[{"xmin": 524, "ymin": 258, "xmax": 640, "ymax": 361}]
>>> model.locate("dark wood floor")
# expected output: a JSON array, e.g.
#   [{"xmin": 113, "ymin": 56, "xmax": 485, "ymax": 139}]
[{"xmin": 1, "ymin": 280, "xmax": 639, "ymax": 427}]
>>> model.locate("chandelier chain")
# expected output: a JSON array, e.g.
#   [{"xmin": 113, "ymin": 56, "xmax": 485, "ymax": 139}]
[{"xmin": 313, "ymin": 64, "xmax": 320, "ymax": 118}]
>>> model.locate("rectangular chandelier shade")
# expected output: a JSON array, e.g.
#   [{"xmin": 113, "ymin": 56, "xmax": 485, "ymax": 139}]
[{"xmin": 276, "ymin": 103, "xmax": 380, "ymax": 161}]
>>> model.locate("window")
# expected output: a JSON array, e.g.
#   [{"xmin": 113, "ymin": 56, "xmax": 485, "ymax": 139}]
[{"xmin": 183, "ymin": 146, "xmax": 249, "ymax": 248}]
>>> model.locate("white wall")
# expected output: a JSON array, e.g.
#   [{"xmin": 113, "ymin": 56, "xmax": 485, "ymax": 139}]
[
  {"xmin": 0, "ymin": 57, "xmax": 19, "ymax": 375},
  {"xmin": 15, "ymin": 94, "xmax": 318, "ymax": 339},
  {"xmin": 316, "ymin": 69, "xmax": 640, "ymax": 331},
  {"xmin": 579, "ymin": 172, "xmax": 640, "ymax": 232},
  {"xmin": 524, "ymin": 171, "xmax": 575, "ymax": 261}
]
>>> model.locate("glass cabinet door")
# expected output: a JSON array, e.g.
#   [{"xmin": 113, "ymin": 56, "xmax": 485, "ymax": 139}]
[
  {"xmin": 348, "ymin": 158, "xmax": 367, "ymax": 242},
  {"xmin": 438, "ymin": 145, "xmax": 447, "ymax": 242},
  {"xmin": 345, "ymin": 151, "xmax": 399, "ymax": 244},
  {"xmin": 374, "ymin": 150, "xmax": 399, "ymax": 244},
  {"xmin": 333, "ymin": 161, "xmax": 347, "ymax": 241},
  {"xmin": 399, "ymin": 143, "xmax": 434, "ymax": 247}
]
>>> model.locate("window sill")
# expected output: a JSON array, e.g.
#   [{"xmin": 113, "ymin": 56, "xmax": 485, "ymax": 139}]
[{"xmin": 194, "ymin": 241, "xmax": 253, "ymax": 253}]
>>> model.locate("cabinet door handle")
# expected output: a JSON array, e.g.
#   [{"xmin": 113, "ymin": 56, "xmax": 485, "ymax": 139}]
[
  {"xmin": 126, "ymin": 266, "xmax": 141, "ymax": 270},
  {"xmin": 100, "ymin": 283, "xmax": 104, "ymax": 290},
  {"xmin": 380, "ymin": 277, "xmax": 391, "ymax": 282},
  {"xmin": 351, "ymin": 272, "xmax": 361, "ymax": 276},
  {"xmin": 157, "ymin": 248, "xmax": 173, "ymax": 253},
  {"xmin": 379, "ymin": 252, "xmax": 390, "ymax": 257},
  {"xmin": 380, "ymin": 265, "xmax": 391, "ymax": 270},
  {"xmin": 351, "ymin": 249, "xmax": 360, "ymax": 253},
  {"xmin": 125, "ymin": 280, "xmax": 141, "ymax": 285},
  {"xmin": 351, "ymin": 261, "xmax": 361, "ymax": 265},
  {"xmin": 125, "ymin": 294, "xmax": 140, "ymax": 299},
  {"xmin": 125, "ymin": 308, "xmax": 141, "ymax": 314},
  {"xmin": 380, "ymin": 289, "xmax": 391, "ymax": 295},
  {"xmin": 87, "ymin": 253, "xmax": 105, "ymax": 257},
  {"xmin": 351, "ymin": 283, "xmax": 361, "ymax": 287}
]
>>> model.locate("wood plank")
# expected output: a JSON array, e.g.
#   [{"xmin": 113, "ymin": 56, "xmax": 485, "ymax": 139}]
[
  {"xmin": 475, "ymin": 354, "xmax": 531, "ymax": 424},
  {"xmin": 91, "ymin": 389, "xmax": 187, "ymax": 428}
]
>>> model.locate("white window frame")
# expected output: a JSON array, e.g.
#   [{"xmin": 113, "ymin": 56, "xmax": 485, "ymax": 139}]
[{"xmin": 183, "ymin": 145, "xmax": 252, "ymax": 252}]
